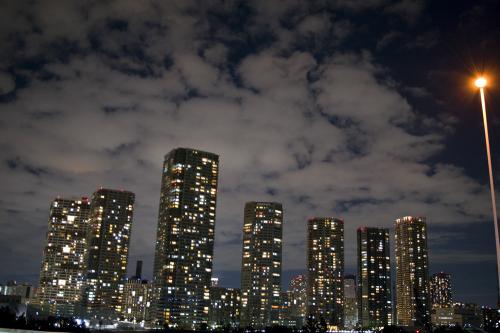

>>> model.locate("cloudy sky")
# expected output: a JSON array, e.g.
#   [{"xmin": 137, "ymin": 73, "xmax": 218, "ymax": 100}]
[{"xmin": 1, "ymin": 0, "xmax": 500, "ymax": 306}]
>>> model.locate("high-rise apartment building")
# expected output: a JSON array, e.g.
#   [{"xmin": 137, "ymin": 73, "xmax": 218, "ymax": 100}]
[
  {"xmin": 357, "ymin": 227, "xmax": 392, "ymax": 328},
  {"xmin": 395, "ymin": 216, "xmax": 430, "ymax": 328},
  {"xmin": 430, "ymin": 272, "xmax": 452, "ymax": 309},
  {"xmin": 307, "ymin": 217, "xmax": 344, "ymax": 329},
  {"xmin": 344, "ymin": 275, "xmax": 358, "ymax": 329},
  {"xmin": 240, "ymin": 202, "xmax": 283, "ymax": 328},
  {"xmin": 37, "ymin": 197, "xmax": 90, "ymax": 317},
  {"xmin": 289, "ymin": 275, "xmax": 307, "ymax": 328},
  {"xmin": 208, "ymin": 287, "xmax": 241, "ymax": 329},
  {"xmin": 151, "ymin": 148, "xmax": 219, "ymax": 329},
  {"xmin": 83, "ymin": 188, "xmax": 135, "ymax": 320}
]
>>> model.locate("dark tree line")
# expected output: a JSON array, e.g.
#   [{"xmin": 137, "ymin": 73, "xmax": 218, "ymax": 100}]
[{"xmin": 0, "ymin": 306, "xmax": 89, "ymax": 332}]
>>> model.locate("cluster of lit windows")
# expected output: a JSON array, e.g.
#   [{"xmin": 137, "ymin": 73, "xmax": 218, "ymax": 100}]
[
  {"xmin": 286, "ymin": 275, "xmax": 307, "ymax": 327},
  {"xmin": 84, "ymin": 189, "xmax": 135, "ymax": 319},
  {"xmin": 307, "ymin": 218, "xmax": 344, "ymax": 327},
  {"xmin": 38, "ymin": 198, "xmax": 91, "ymax": 317},
  {"xmin": 152, "ymin": 149, "xmax": 219, "ymax": 328},
  {"xmin": 208, "ymin": 287, "xmax": 241, "ymax": 328},
  {"xmin": 395, "ymin": 216, "xmax": 430, "ymax": 327},
  {"xmin": 357, "ymin": 227, "xmax": 392, "ymax": 328},
  {"xmin": 430, "ymin": 272, "xmax": 452, "ymax": 309},
  {"xmin": 123, "ymin": 279, "xmax": 151, "ymax": 323},
  {"xmin": 241, "ymin": 202, "xmax": 283, "ymax": 328}
]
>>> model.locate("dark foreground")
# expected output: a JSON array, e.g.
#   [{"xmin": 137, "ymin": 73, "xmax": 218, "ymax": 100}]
[{"xmin": 1, "ymin": 307, "xmax": 499, "ymax": 333}]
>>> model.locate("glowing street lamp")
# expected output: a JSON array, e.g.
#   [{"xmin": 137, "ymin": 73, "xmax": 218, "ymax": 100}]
[
  {"xmin": 475, "ymin": 75, "xmax": 500, "ymax": 304},
  {"xmin": 475, "ymin": 77, "xmax": 487, "ymax": 88}
]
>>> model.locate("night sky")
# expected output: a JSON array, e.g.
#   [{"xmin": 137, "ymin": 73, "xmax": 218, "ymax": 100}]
[{"xmin": 1, "ymin": 0, "xmax": 500, "ymax": 307}]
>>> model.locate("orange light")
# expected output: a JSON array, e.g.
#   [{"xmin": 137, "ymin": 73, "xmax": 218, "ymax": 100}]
[{"xmin": 475, "ymin": 77, "xmax": 487, "ymax": 88}]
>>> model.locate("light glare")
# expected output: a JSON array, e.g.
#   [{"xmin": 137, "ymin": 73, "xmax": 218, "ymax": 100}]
[{"xmin": 475, "ymin": 77, "xmax": 487, "ymax": 88}]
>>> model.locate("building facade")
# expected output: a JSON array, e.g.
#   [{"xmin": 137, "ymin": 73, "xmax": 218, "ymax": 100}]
[
  {"xmin": 344, "ymin": 275, "xmax": 358, "ymax": 329},
  {"xmin": 431, "ymin": 307, "xmax": 454, "ymax": 326},
  {"xmin": 240, "ymin": 202, "xmax": 283, "ymax": 328},
  {"xmin": 122, "ymin": 261, "xmax": 150, "ymax": 323},
  {"xmin": 83, "ymin": 188, "xmax": 135, "ymax": 320},
  {"xmin": 289, "ymin": 275, "xmax": 307, "ymax": 328},
  {"xmin": 430, "ymin": 272, "xmax": 452, "ymax": 309},
  {"xmin": 278, "ymin": 291, "xmax": 295, "ymax": 327},
  {"xmin": 208, "ymin": 287, "xmax": 241, "ymax": 329},
  {"xmin": 482, "ymin": 308, "xmax": 500, "ymax": 332},
  {"xmin": 151, "ymin": 148, "xmax": 219, "ymax": 329},
  {"xmin": 452, "ymin": 303, "xmax": 482, "ymax": 327},
  {"xmin": 395, "ymin": 216, "xmax": 430, "ymax": 328},
  {"xmin": 37, "ymin": 197, "xmax": 90, "ymax": 317},
  {"xmin": 123, "ymin": 279, "xmax": 150, "ymax": 323},
  {"xmin": 2, "ymin": 281, "xmax": 37, "ymax": 305},
  {"xmin": 357, "ymin": 227, "xmax": 392, "ymax": 328},
  {"xmin": 307, "ymin": 217, "xmax": 344, "ymax": 329}
]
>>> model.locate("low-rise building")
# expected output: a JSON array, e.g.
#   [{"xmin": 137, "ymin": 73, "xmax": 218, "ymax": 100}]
[
  {"xmin": 122, "ymin": 279, "xmax": 150, "ymax": 323},
  {"xmin": 0, "ymin": 295, "xmax": 25, "ymax": 317},
  {"xmin": 452, "ymin": 303, "xmax": 482, "ymax": 328},
  {"xmin": 1, "ymin": 281, "xmax": 36, "ymax": 304},
  {"xmin": 209, "ymin": 287, "xmax": 241, "ymax": 329},
  {"xmin": 432, "ymin": 303, "xmax": 482, "ymax": 328},
  {"xmin": 482, "ymin": 307, "xmax": 500, "ymax": 332},
  {"xmin": 278, "ymin": 291, "xmax": 296, "ymax": 328},
  {"xmin": 289, "ymin": 275, "xmax": 307, "ymax": 328},
  {"xmin": 431, "ymin": 307, "xmax": 455, "ymax": 326},
  {"xmin": 344, "ymin": 275, "xmax": 358, "ymax": 329}
]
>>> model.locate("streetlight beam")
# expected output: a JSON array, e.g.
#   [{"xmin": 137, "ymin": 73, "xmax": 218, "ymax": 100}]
[{"xmin": 476, "ymin": 76, "xmax": 500, "ymax": 305}]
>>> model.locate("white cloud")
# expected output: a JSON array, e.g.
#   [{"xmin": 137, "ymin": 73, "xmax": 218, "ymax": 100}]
[{"xmin": 0, "ymin": 0, "xmax": 494, "ymax": 284}]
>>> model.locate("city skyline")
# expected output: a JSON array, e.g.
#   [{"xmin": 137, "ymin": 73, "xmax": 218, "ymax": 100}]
[
  {"xmin": 0, "ymin": 155, "xmax": 493, "ymax": 329},
  {"xmin": 1, "ymin": 0, "xmax": 500, "ymax": 309},
  {"xmin": 1, "ymin": 150, "xmax": 498, "ymax": 308},
  {"xmin": 0, "ymin": 148, "xmax": 496, "ymax": 310}
]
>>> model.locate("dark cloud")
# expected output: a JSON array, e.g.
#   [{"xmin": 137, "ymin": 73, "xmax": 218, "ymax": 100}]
[
  {"xmin": 0, "ymin": 72, "xmax": 15, "ymax": 95},
  {"xmin": 385, "ymin": 0, "xmax": 426, "ymax": 25}
]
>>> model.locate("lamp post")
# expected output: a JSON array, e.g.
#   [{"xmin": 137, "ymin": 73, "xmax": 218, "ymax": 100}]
[{"xmin": 475, "ymin": 76, "xmax": 500, "ymax": 304}]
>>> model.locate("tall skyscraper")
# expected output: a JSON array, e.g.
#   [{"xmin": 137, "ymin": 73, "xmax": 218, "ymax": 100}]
[
  {"xmin": 430, "ymin": 272, "xmax": 452, "ymax": 309},
  {"xmin": 37, "ymin": 197, "xmax": 90, "ymax": 317},
  {"xmin": 151, "ymin": 148, "xmax": 219, "ymax": 329},
  {"xmin": 307, "ymin": 217, "xmax": 344, "ymax": 329},
  {"xmin": 83, "ymin": 188, "xmax": 135, "ymax": 320},
  {"xmin": 357, "ymin": 227, "xmax": 392, "ymax": 328},
  {"xmin": 395, "ymin": 216, "xmax": 430, "ymax": 328},
  {"xmin": 289, "ymin": 275, "xmax": 307, "ymax": 328},
  {"xmin": 240, "ymin": 202, "xmax": 283, "ymax": 328},
  {"xmin": 344, "ymin": 275, "xmax": 358, "ymax": 329}
]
